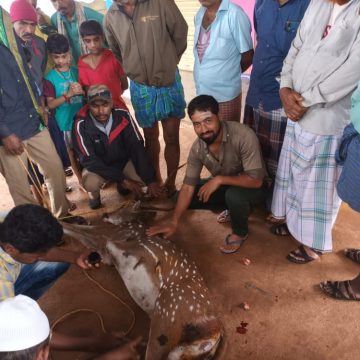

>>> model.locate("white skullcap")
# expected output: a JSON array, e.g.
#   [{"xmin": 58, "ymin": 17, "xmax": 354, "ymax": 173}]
[{"xmin": 0, "ymin": 295, "xmax": 50, "ymax": 351}]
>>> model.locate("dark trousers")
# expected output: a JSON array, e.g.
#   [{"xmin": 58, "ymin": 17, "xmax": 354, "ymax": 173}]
[
  {"xmin": 47, "ymin": 114, "xmax": 71, "ymax": 169},
  {"xmin": 189, "ymin": 180, "xmax": 265, "ymax": 236}
]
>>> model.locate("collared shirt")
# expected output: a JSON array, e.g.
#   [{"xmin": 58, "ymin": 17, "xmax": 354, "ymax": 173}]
[
  {"xmin": 0, "ymin": 247, "xmax": 21, "ymax": 301},
  {"xmin": 51, "ymin": 7, "xmax": 104, "ymax": 63},
  {"xmin": 91, "ymin": 113, "xmax": 114, "ymax": 137},
  {"xmin": 246, "ymin": 0, "xmax": 310, "ymax": 112},
  {"xmin": 184, "ymin": 121, "xmax": 266, "ymax": 186},
  {"xmin": 280, "ymin": 0, "xmax": 360, "ymax": 135},
  {"xmin": 193, "ymin": 0, "xmax": 253, "ymax": 103}
]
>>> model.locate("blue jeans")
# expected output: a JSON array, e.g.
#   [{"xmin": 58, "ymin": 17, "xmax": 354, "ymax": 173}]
[{"xmin": 14, "ymin": 261, "xmax": 70, "ymax": 300}]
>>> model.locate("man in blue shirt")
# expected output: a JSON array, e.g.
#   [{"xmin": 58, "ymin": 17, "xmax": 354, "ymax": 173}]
[
  {"xmin": 244, "ymin": 0, "xmax": 310, "ymax": 209},
  {"xmin": 193, "ymin": 0, "xmax": 253, "ymax": 123}
]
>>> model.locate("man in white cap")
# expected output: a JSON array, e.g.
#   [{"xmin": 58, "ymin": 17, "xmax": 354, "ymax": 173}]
[
  {"xmin": 0, "ymin": 295, "xmax": 51, "ymax": 359},
  {"xmin": 0, "ymin": 295, "xmax": 141, "ymax": 359}
]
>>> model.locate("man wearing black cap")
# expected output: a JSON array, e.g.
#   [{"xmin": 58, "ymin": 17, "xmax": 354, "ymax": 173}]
[{"xmin": 72, "ymin": 84, "xmax": 162, "ymax": 209}]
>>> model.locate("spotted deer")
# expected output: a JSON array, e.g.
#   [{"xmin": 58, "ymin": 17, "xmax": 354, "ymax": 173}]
[{"xmin": 63, "ymin": 203, "xmax": 223, "ymax": 359}]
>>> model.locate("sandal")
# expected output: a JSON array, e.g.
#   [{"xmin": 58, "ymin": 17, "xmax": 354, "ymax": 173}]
[
  {"xmin": 319, "ymin": 280, "xmax": 360, "ymax": 301},
  {"xmin": 217, "ymin": 210, "xmax": 231, "ymax": 223},
  {"xmin": 266, "ymin": 214, "xmax": 285, "ymax": 224},
  {"xmin": 69, "ymin": 202, "xmax": 77, "ymax": 212},
  {"xmin": 220, "ymin": 234, "xmax": 248, "ymax": 254},
  {"xmin": 344, "ymin": 248, "xmax": 360, "ymax": 264},
  {"xmin": 270, "ymin": 223, "xmax": 290, "ymax": 236},
  {"xmin": 287, "ymin": 245, "xmax": 322, "ymax": 264},
  {"xmin": 64, "ymin": 167, "xmax": 73, "ymax": 177}
]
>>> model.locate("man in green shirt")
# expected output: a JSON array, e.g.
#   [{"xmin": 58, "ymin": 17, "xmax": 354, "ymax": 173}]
[
  {"xmin": 148, "ymin": 95, "xmax": 267, "ymax": 254},
  {"xmin": 50, "ymin": 0, "xmax": 104, "ymax": 63}
]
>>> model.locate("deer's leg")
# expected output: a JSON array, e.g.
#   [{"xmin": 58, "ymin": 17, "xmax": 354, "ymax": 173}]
[{"xmin": 144, "ymin": 319, "xmax": 172, "ymax": 360}]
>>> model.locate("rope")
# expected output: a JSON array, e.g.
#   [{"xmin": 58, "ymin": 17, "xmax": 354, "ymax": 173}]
[
  {"xmin": 163, "ymin": 161, "xmax": 187, "ymax": 187},
  {"xmin": 58, "ymin": 200, "xmax": 137, "ymax": 221},
  {"xmin": 50, "ymin": 270, "xmax": 136, "ymax": 358},
  {"xmin": 16, "ymin": 150, "xmax": 51, "ymax": 210}
]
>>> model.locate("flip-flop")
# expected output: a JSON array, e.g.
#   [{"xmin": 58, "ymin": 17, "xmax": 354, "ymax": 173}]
[
  {"xmin": 266, "ymin": 214, "xmax": 285, "ymax": 224},
  {"xmin": 344, "ymin": 248, "xmax": 360, "ymax": 264},
  {"xmin": 217, "ymin": 210, "xmax": 231, "ymax": 223},
  {"xmin": 270, "ymin": 223, "xmax": 290, "ymax": 236},
  {"xmin": 320, "ymin": 280, "xmax": 360, "ymax": 301},
  {"xmin": 220, "ymin": 234, "xmax": 248, "ymax": 254},
  {"xmin": 287, "ymin": 245, "xmax": 322, "ymax": 264}
]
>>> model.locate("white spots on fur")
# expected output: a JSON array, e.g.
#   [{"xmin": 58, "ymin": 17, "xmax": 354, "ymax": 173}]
[
  {"xmin": 190, "ymin": 305, "xmax": 194, "ymax": 312},
  {"xmin": 171, "ymin": 317, "xmax": 175, "ymax": 323},
  {"xmin": 179, "ymin": 296, "xmax": 182, "ymax": 300}
]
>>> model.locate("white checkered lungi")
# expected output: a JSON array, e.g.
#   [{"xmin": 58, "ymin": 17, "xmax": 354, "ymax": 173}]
[{"xmin": 271, "ymin": 120, "xmax": 343, "ymax": 252}]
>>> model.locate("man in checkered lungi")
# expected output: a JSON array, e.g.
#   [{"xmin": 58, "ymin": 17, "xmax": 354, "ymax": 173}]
[
  {"xmin": 104, "ymin": 0, "xmax": 188, "ymax": 196},
  {"xmin": 271, "ymin": 0, "xmax": 360, "ymax": 264},
  {"xmin": 244, "ymin": 0, "xmax": 310, "ymax": 209}
]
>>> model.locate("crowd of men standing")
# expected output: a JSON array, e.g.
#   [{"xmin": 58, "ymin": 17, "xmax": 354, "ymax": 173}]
[{"xmin": 1, "ymin": 0, "xmax": 360, "ymax": 357}]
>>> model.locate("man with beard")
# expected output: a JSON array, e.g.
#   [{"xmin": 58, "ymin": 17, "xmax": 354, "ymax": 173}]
[
  {"xmin": 147, "ymin": 95, "xmax": 266, "ymax": 254},
  {"xmin": 72, "ymin": 85, "xmax": 162, "ymax": 209}
]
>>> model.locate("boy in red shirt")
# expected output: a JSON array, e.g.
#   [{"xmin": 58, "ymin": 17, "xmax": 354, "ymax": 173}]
[{"xmin": 78, "ymin": 20, "xmax": 128, "ymax": 109}]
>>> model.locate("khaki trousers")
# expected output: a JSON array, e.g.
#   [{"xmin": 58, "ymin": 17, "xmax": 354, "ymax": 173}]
[
  {"xmin": 0, "ymin": 129, "xmax": 70, "ymax": 218},
  {"xmin": 82, "ymin": 161, "xmax": 142, "ymax": 200}
]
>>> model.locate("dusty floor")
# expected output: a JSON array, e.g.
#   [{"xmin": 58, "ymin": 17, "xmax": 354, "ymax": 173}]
[{"xmin": 1, "ymin": 74, "xmax": 360, "ymax": 360}]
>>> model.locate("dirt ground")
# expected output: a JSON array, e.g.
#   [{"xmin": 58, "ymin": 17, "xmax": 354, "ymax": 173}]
[{"xmin": 1, "ymin": 74, "xmax": 360, "ymax": 360}]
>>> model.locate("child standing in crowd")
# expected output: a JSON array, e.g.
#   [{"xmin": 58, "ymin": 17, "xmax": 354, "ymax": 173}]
[
  {"xmin": 78, "ymin": 20, "xmax": 128, "ymax": 109},
  {"xmin": 45, "ymin": 34, "xmax": 84, "ymax": 190}
]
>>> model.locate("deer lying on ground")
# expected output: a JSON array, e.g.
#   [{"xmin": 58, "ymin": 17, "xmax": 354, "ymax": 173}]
[{"xmin": 63, "ymin": 203, "xmax": 222, "ymax": 360}]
